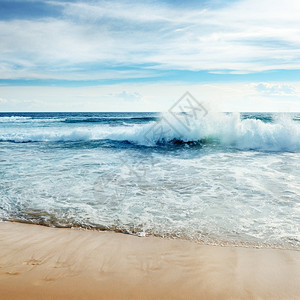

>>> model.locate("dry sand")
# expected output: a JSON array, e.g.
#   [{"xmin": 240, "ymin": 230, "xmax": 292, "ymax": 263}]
[{"xmin": 0, "ymin": 222, "xmax": 299, "ymax": 299}]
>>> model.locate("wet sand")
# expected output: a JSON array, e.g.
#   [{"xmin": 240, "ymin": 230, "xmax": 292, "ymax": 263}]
[{"xmin": 0, "ymin": 222, "xmax": 299, "ymax": 299}]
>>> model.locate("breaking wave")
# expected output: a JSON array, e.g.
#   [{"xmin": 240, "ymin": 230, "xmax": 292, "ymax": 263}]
[{"xmin": 0, "ymin": 113, "xmax": 299, "ymax": 152}]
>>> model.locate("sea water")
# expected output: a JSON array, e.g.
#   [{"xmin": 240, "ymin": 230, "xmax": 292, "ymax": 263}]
[{"xmin": 0, "ymin": 111, "xmax": 299, "ymax": 249}]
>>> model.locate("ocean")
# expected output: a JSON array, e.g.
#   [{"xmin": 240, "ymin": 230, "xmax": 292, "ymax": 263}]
[{"xmin": 0, "ymin": 111, "xmax": 299, "ymax": 250}]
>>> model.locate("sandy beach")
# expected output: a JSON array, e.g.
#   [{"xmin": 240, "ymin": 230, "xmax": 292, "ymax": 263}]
[{"xmin": 0, "ymin": 222, "xmax": 299, "ymax": 299}]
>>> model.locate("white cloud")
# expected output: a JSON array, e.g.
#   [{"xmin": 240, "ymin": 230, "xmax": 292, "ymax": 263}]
[
  {"xmin": 254, "ymin": 83, "xmax": 296, "ymax": 96},
  {"xmin": 112, "ymin": 91, "xmax": 143, "ymax": 102},
  {"xmin": 1, "ymin": 0, "xmax": 300, "ymax": 80},
  {"xmin": 0, "ymin": 97, "xmax": 8, "ymax": 103}
]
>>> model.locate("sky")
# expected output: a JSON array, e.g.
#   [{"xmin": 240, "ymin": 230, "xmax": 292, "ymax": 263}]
[{"xmin": 0, "ymin": 0, "xmax": 300, "ymax": 112}]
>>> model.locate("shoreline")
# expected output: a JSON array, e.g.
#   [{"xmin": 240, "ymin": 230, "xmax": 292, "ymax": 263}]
[
  {"xmin": 5, "ymin": 220, "xmax": 298, "ymax": 251},
  {"xmin": 0, "ymin": 222, "xmax": 299, "ymax": 299}
]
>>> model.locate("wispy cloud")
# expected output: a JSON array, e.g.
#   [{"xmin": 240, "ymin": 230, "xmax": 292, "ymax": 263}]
[
  {"xmin": 1, "ymin": 0, "xmax": 300, "ymax": 81},
  {"xmin": 255, "ymin": 83, "xmax": 296, "ymax": 96},
  {"xmin": 0, "ymin": 97, "xmax": 8, "ymax": 103},
  {"xmin": 112, "ymin": 91, "xmax": 143, "ymax": 102}
]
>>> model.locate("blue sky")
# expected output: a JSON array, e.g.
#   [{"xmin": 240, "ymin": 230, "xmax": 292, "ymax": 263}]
[{"xmin": 0, "ymin": 0, "xmax": 300, "ymax": 111}]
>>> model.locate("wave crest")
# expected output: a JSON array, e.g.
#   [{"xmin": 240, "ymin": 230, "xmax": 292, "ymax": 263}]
[{"xmin": 111, "ymin": 112, "xmax": 300, "ymax": 152}]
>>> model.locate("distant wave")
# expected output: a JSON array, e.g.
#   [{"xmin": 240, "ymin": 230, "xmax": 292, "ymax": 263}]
[
  {"xmin": 1, "ymin": 113, "xmax": 300, "ymax": 152},
  {"xmin": 0, "ymin": 116, "xmax": 32, "ymax": 122},
  {"xmin": 63, "ymin": 116, "xmax": 157, "ymax": 123},
  {"xmin": 0, "ymin": 115, "xmax": 157, "ymax": 124},
  {"xmin": 0, "ymin": 116, "xmax": 59, "ymax": 123}
]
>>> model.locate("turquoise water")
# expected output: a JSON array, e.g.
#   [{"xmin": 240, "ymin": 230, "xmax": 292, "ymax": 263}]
[{"xmin": 0, "ymin": 112, "xmax": 299, "ymax": 249}]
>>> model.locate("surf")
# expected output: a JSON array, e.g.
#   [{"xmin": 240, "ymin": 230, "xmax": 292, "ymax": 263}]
[{"xmin": 0, "ymin": 112, "xmax": 299, "ymax": 152}]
